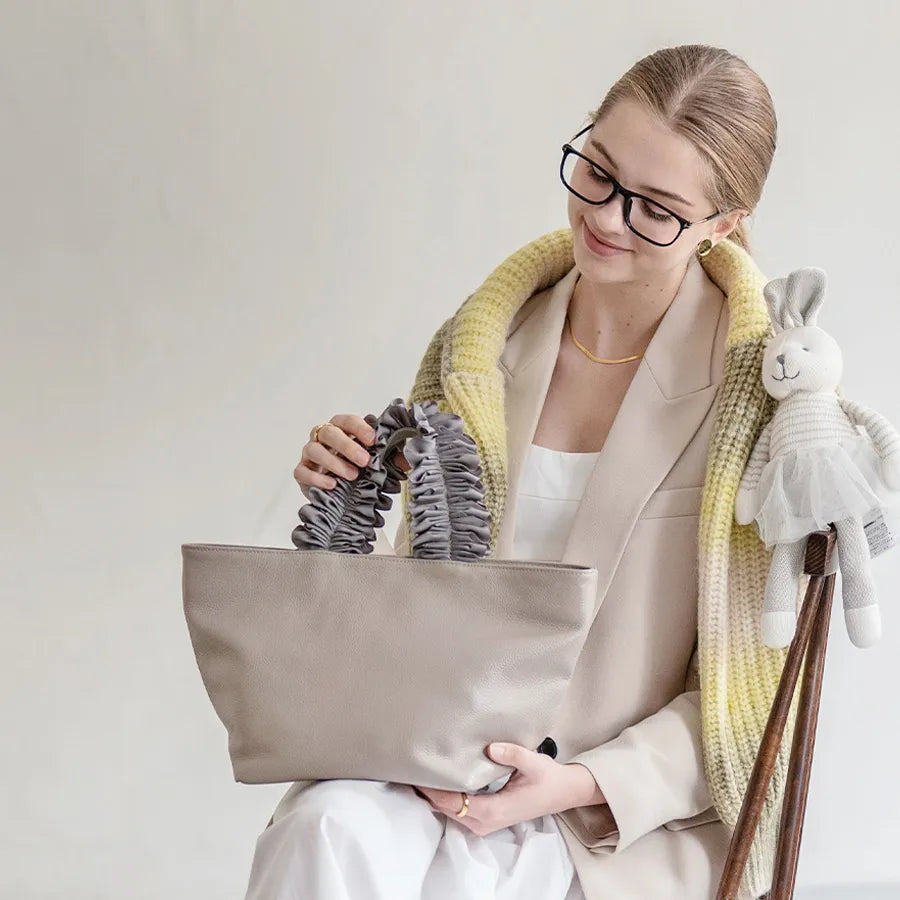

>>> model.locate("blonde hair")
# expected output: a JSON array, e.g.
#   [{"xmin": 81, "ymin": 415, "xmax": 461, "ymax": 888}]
[{"xmin": 589, "ymin": 44, "xmax": 777, "ymax": 254}]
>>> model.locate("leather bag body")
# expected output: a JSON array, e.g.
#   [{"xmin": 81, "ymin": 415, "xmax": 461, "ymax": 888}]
[{"xmin": 182, "ymin": 541, "xmax": 599, "ymax": 791}]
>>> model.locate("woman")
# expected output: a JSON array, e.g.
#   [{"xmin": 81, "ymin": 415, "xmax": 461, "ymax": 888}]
[{"xmin": 247, "ymin": 44, "xmax": 786, "ymax": 900}]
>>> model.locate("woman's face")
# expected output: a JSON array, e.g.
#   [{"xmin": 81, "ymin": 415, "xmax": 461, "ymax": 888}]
[{"xmin": 566, "ymin": 98, "xmax": 745, "ymax": 284}]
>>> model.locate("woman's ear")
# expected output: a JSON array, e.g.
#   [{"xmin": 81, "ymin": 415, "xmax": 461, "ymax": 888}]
[{"xmin": 714, "ymin": 208, "xmax": 749, "ymax": 243}]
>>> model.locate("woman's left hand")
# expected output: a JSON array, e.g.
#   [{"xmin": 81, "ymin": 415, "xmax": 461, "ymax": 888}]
[{"xmin": 414, "ymin": 742, "xmax": 602, "ymax": 837}]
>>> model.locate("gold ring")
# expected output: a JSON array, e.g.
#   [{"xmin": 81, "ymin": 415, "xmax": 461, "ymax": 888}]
[
  {"xmin": 312, "ymin": 422, "xmax": 332, "ymax": 443},
  {"xmin": 455, "ymin": 792, "xmax": 470, "ymax": 818}
]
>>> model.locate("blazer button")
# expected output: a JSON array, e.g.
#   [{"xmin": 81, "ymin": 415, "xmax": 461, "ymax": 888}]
[{"xmin": 536, "ymin": 736, "xmax": 558, "ymax": 759}]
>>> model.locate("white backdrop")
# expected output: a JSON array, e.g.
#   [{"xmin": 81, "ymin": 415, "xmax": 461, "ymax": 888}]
[{"xmin": 3, "ymin": 2, "xmax": 899, "ymax": 898}]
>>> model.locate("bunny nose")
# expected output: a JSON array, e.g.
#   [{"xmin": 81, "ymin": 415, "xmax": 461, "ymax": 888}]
[{"xmin": 776, "ymin": 354, "xmax": 785, "ymax": 364}]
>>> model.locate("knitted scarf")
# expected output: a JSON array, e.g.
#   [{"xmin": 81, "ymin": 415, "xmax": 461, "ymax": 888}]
[{"xmin": 401, "ymin": 227, "xmax": 795, "ymax": 900}]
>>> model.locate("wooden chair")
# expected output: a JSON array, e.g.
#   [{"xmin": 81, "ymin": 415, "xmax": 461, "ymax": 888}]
[{"xmin": 717, "ymin": 526, "xmax": 838, "ymax": 900}]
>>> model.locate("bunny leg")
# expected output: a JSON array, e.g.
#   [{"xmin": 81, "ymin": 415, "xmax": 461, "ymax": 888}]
[
  {"xmin": 834, "ymin": 516, "xmax": 881, "ymax": 648},
  {"xmin": 762, "ymin": 539, "xmax": 805, "ymax": 648}
]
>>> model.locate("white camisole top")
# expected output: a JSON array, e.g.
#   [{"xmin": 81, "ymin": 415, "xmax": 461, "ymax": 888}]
[{"xmin": 511, "ymin": 441, "xmax": 602, "ymax": 561}]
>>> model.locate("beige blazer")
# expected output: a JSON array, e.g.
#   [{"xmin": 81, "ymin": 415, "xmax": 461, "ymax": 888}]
[{"xmin": 393, "ymin": 253, "xmax": 738, "ymax": 899}]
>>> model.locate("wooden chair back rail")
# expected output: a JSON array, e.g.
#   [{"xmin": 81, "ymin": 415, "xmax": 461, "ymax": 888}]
[{"xmin": 716, "ymin": 527, "xmax": 838, "ymax": 900}]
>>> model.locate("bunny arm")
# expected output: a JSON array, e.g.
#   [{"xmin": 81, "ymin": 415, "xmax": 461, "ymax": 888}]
[
  {"xmin": 837, "ymin": 397, "xmax": 900, "ymax": 460},
  {"xmin": 838, "ymin": 396, "xmax": 900, "ymax": 491},
  {"xmin": 735, "ymin": 421, "xmax": 772, "ymax": 525},
  {"xmin": 739, "ymin": 420, "xmax": 773, "ymax": 492}
]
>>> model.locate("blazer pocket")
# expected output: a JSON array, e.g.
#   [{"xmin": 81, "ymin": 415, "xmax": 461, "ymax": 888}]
[
  {"xmin": 638, "ymin": 485, "xmax": 703, "ymax": 520},
  {"xmin": 662, "ymin": 806, "xmax": 721, "ymax": 831}
]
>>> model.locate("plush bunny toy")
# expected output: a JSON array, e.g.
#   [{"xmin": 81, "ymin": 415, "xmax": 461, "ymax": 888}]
[{"xmin": 734, "ymin": 266, "xmax": 900, "ymax": 649}]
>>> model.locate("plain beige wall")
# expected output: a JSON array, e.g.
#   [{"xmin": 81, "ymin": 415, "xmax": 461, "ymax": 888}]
[{"xmin": 3, "ymin": 2, "xmax": 899, "ymax": 897}]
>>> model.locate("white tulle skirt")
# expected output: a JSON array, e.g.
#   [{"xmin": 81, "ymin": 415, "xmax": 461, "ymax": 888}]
[
  {"xmin": 753, "ymin": 433, "xmax": 897, "ymax": 548},
  {"xmin": 243, "ymin": 778, "xmax": 586, "ymax": 900}
]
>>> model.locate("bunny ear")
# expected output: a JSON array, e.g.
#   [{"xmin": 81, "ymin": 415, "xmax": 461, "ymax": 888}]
[
  {"xmin": 763, "ymin": 276, "xmax": 792, "ymax": 332},
  {"xmin": 783, "ymin": 267, "xmax": 827, "ymax": 326}
]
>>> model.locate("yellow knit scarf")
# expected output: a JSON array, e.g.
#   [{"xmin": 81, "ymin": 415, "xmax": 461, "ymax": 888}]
[{"xmin": 402, "ymin": 227, "xmax": 796, "ymax": 899}]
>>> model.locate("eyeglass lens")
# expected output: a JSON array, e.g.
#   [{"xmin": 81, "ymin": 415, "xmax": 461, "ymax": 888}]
[{"xmin": 561, "ymin": 151, "xmax": 682, "ymax": 245}]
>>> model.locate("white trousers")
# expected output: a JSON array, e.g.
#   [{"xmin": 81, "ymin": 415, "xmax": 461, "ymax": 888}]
[{"xmin": 243, "ymin": 778, "xmax": 587, "ymax": 900}]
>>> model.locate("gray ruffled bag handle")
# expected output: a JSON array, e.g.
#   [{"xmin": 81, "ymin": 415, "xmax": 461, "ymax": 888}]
[{"xmin": 292, "ymin": 398, "xmax": 492, "ymax": 560}]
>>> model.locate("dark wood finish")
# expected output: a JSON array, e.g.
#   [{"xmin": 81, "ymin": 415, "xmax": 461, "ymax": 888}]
[
  {"xmin": 715, "ymin": 574, "xmax": 825, "ymax": 898},
  {"xmin": 716, "ymin": 527, "xmax": 837, "ymax": 900},
  {"xmin": 770, "ymin": 572, "xmax": 835, "ymax": 898},
  {"xmin": 803, "ymin": 529, "xmax": 837, "ymax": 579}
]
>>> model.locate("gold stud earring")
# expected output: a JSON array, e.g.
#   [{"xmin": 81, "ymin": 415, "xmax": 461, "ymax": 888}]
[{"xmin": 696, "ymin": 238, "xmax": 713, "ymax": 257}]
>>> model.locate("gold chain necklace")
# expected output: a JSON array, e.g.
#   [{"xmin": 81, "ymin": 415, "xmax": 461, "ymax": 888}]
[{"xmin": 565, "ymin": 314, "xmax": 644, "ymax": 365}]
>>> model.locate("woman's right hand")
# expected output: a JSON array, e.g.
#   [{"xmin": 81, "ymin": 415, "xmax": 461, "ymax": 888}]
[{"xmin": 294, "ymin": 415, "xmax": 377, "ymax": 500}]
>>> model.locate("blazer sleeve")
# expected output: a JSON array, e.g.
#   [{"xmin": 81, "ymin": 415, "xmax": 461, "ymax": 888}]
[{"xmin": 556, "ymin": 639, "xmax": 719, "ymax": 853}]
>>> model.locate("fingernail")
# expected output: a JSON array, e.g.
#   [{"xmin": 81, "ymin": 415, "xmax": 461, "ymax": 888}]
[{"xmin": 490, "ymin": 743, "xmax": 505, "ymax": 758}]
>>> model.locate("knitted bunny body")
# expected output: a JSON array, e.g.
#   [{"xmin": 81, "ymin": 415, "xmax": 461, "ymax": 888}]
[
  {"xmin": 735, "ymin": 267, "xmax": 900, "ymax": 649},
  {"xmin": 750, "ymin": 391, "xmax": 888, "ymax": 548}
]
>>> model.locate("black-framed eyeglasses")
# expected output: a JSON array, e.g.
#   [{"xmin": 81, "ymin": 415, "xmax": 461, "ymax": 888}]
[{"xmin": 560, "ymin": 123, "xmax": 725, "ymax": 247}]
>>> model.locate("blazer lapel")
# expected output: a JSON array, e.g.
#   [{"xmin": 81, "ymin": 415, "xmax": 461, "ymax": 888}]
[
  {"xmin": 496, "ymin": 265, "xmax": 581, "ymax": 557},
  {"xmin": 494, "ymin": 254, "xmax": 726, "ymax": 602}
]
